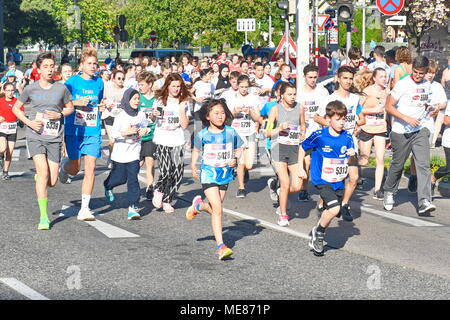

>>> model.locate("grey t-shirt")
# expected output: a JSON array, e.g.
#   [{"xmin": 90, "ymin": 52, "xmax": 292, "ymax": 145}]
[{"xmin": 19, "ymin": 81, "xmax": 72, "ymax": 142}]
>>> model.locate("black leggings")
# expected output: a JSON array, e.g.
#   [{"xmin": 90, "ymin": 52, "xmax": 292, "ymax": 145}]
[{"xmin": 434, "ymin": 147, "xmax": 450, "ymax": 180}]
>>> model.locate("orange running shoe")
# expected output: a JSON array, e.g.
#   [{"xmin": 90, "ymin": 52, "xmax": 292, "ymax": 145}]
[{"xmin": 186, "ymin": 195, "xmax": 203, "ymax": 220}]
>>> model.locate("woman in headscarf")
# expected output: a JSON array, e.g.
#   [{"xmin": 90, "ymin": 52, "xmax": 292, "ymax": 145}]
[{"xmin": 212, "ymin": 64, "xmax": 230, "ymax": 96}]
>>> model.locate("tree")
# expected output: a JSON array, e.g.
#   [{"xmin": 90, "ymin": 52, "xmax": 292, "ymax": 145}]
[{"xmin": 401, "ymin": 0, "xmax": 450, "ymax": 53}]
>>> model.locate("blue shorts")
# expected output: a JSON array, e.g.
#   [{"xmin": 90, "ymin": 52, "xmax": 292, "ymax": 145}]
[{"xmin": 65, "ymin": 135, "xmax": 102, "ymax": 160}]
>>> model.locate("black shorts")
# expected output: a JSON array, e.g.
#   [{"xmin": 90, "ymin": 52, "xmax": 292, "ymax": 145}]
[
  {"xmin": 315, "ymin": 184, "xmax": 344, "ymax": 210},
  {"xmin": 104, "ymin": 116, "xmax": 115, "ymax": 126},
  {"xmin": 140, "ymin": 140, "xmax": 157, "ymax": 159},
  {"xmin": 0, "ymin": 133, "xmax": 17, "ymax": 142},
  {"xmin": 358, "ymin": 130, "xmax": 387, "ymax": 142},
  {"xmin": 202, "ymin": 183, "xmax": 229, "ymax": 192}
]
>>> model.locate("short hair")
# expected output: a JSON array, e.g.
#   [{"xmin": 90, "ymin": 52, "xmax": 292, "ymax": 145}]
[
  {"xmin": 325, "ymin": 100, "xmax": 347, "ymax": 118},
  {"xmin": 123, "ymin": 63, "xmax": 135, "ymax": 74},
  {"xmin": 198, "ymin": 98, "xmax": 234, "ymax": 127},
  {"xmin": 373, "ymin": 45, "xmax": 385, "ymax": 58},
  {"xmin": 385, "ymin": 50, "xmax": 396, "ymax": 65},
  {"xmin": 240, "ymin": 60, "xmax": 249, "ymax": 67},
  {"xmin": 160, "ymin": 62, "xmax": 171, "ymax": 71},
  {"xmin": 229, "ymin": 71, "xmax": 240, "ymax": 80},
  {"xmin": 7, "ymin": 61, "xmax": 15, "ymax": 67},
  {"xmin": 112, "ymin": 69, "xmax": 124, "ymax": 79},
  {"xmin": 412, "ymin": 56, "xmax": 429, "ymax": 70},
  {"xmin": 180, "ymin": 53, "xmax": 191, "ymax": 62},
  {"xmin": 80, "ymin": 47, "xmax": 97, "ymax": 63},
  {"xmin": 303, "ymin": 64, "xmax": 319, "ymax": 76},
  {"xmin": 279, "ymin": 82, "xmax": 296, "ymax": 96},
  {"xmin": 428, "ymin": 60, "xmax": 439, "ymax": 74},
  {"xmin": 253, "ymin": 62, "xmax": 264, "ymax": 69},
  {"xmin": 348, "ymin": 47, "xmax": 362, "ymax": 60},
  {"xmin": 36, "ymin": 52, "xmax": 56, "ymax": 69},
  {"xmin": 319, "ymin": 47, "xmax": 327, "ymax": 55},
  {"xmin": 237, "ymin": 74, "xmax": 250, "ymax": 85},
  {"xmin": 137, "ymin": 71, "xmax": 156, "ymax": 84},
  {"xmin": 200, "ymin": 68, "xmax": 213, "ymax": 78},
  {"xmin": 337, "ymin": 66, "xmax": 355, "ymax": 77},
  {"xmin": 395, "ymin": 47, "xmax": 412, "ymax": 64}
]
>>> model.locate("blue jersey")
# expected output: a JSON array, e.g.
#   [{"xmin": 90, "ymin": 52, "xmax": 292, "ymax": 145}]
[
  {"xmin": 194, "ymin": 126, "xmax": 244, "ymax": 185},
  {"xmin": 64, "ymin": 74, "xmax": 104, "ymax": 137},
  {"xmin": 301, "ymin": 127, "xmax": 354, "ymax": 190},
  {"xmin": 260, "ymin": 100, "xmax": 277, "ymax": 150}
]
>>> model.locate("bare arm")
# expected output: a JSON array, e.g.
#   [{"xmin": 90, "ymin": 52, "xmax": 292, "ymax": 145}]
[
  {"xmin": 191, "ymin": 147, "xmax": 200, "ymax": 180},
  {"xmin": 314, "ymin": 114, "xmax": 328, "ymax": 127},
  {"xmin": 444, "ymin": 115, "xmax": 450, "ymax": 126},
  {"xmin": 179, "ymin": 102, "xmax": 189, "ymax": 129}
]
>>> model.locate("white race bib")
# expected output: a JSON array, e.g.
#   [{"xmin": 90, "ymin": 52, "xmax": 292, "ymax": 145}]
[
  {"xmin": 0, "ymin": 121, "xmax": 17, "ymax": 135},
  {"xmin": 277, "ymin": 125, "xmax": 301, "ymax": 145},
  {"xmin": 141, "ymin": 106, "xmax": 154, "ymax": 121},
  {"xmin": 365, "ymin": 113, "xmax": 385, "ymax": 126},
  {"xmin": 35, "ymin": 113, "xmax": 60, "ymax": 136},
  {"xmin": 344, "ymin": 113, "xmax": 357, "ymax": 131},
  {"xmin": 232, "ymin": 116, "xmax": 255, "ymax": 137},
  {"xmin": 110, "ymin": 103, "xmax": 122, "ymax": 117},
  {"xmin": 159, "ymin": 111, "xmax": 180, "ymax": 130},
  {"xmin": 203, "ymin": 143, "xmax": 233, "ymax": 167},
  {"xmin": 321, "ymin": 158, "xmax": 348, "ymax": 183},
  {"xmin": 74, "ymin": 106, "xmax": 98, "ymax": 127}
]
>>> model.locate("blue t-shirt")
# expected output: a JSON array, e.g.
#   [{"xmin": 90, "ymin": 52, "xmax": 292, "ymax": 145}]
[
  {"xmin": 272, "ymin": 79, "xmax": 294, "ymax": 90},
  {"xmin": 301, "ymin": 127, "xmax": 354, "ymax": 190},
  {"xmin": 260, "ymin": 100, "xmax": 278, "ymax": 150},
  {"xmin": 64, "ymin": 75, "xmax": 104, "ymax": 137},
  {"xmin": 180, "ymin": 72, "xmax": 191, "ymax": 83},
  {"xmin": 194, "ymin": 126, "xmax": 244, "ymax": 185}
]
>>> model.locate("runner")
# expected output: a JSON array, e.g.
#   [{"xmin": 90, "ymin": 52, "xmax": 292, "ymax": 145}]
[
  {"xmin": 0, "ymin": 83, "xmax": 21, "ymax": 179},
  {"xmin": 299, "ymin": 100, "xmax": 355, "ymax": 256},
  {"xmin": 219, "ymin": 71, "xmax": 240, "ymax": 105},
  {"xmin": 252, "ymin": 62, "xmax": 274, "ymax": 96},
  {"xmin": 123, "ymin": 63, "xmax": 138, "ymax": 89},
  {"xmin": 192, "ymin": 69, "xmax": 215, "ymax": 139},
  {"xmin": 368, "ymin": 46, "xmax": 391, "ymax": 83},
  {"xmin": 137, "ymin": 72, "xmax": 157, "ymax": 201},
  {"xmin": 152, "ymin": 73, "xmax": 190, "ymax": 213},
  {"xmin": 147, "ymin": 58, "xmax": 161, "ymax": 75},
  {"xmin": 212, "ymin": 64, "xmax": 230, "ymax": 96},
  {"xmin": 392, "ymin": 47, "xmax": 412, "ymax": 88},
  {"xmin": 187, "ymin": 98, "xmax": 243, "ymax": 260},
  {"xmin": 357, "ymin": 68, "xmax": 390, "ymax": 200},
  {"xmin": 228, "ymin": 75, "xmax": 261, "ymax": 198},
  {"xmin": 341, "ymin": 47, "xmax": 368, "ymax": 71},
  {"xmin": 383, "ymin": 56, "xmax": 438, "ymax": 215},
  {"xmin": 59, "ymin": 64, "xmax": 74, "ymax": 84},
  {"xmin": 58, "ymin": 48, "xmax": 106, "ymax": 221},
  {"xmin": 265, "ymin": 82, "xmax": 303, "ymax": 226},
  {"xmin": 432, "ymin": 101, "xmax": 450, "ymax": 196},
  {"xmin": 297, "ymin": 64, "xmax": 329, "ymax": 201},
  {"xmin": 315, "ymin": 66, "xmax": 365, "ymax": 221},
  {"xmin": 272, "ymin": 64, "xmax": 294, "ymax": 91},
  {"xmin": 154, "ymin": 62, "xmax": 171, "ymax": 90},
  {"xmin": 12, "ymin": 52, "xmax": 74, "ymax": 230},
  {"xmin": 103, "ymin": 88, "xmax": 148, "ymax": 220}
]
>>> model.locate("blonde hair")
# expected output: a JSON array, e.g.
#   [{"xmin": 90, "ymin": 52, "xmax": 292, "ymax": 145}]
[
  {"xmin": 353, "ymin": 70, "xmax": 374, "ymax": 92},
  {"xmin": 428, "ymin": 60, "xmax": 439, "ymax": 74},
  {"xmin": 80, "ymin": 48, "xmax": 98, "ymax": 63}
]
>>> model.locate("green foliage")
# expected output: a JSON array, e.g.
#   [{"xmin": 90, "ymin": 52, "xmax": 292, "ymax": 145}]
[
  {"xmin": 368, "ymin": 155, "xmax": 446, "ymax": 174},
  {"xmin": 338, "ymin": 8, "xmax": 382, "ymax": 49}
]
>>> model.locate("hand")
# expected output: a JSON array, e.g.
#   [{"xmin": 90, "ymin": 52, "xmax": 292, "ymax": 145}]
[
  {"xmin": 280, "ymin": 122, "xmax": 289, "ymax": 130},
  {"xmin": 152, "ymin": 109, "xmax": 161, "ymax": 117},
  {"xmin": 234, "ymin": 106, "xmax": 243, "ymax": 114},
  {"xmin": 78, "ymin": 96, "xmax": 90, "ymax": 107},
  {"xmin": 228, "ymin": 158, "xmax": 237, "ymax": 168},
  {"xmin": 192, "ymin": 168, "xmax": 200, "ymax": 180},
  {"xmin": 138, "ymin": 128, "xmax": 147, "ymax": 137},
  {"xmin": 254, "ymin": 88, "xmax": 264, "ymax": 95},
  {"xmin": 429, "ymin": 106, "xmax": 439, "ymax": 118},
  {"xmin": 28, "ymin": 120, "xmax": 43, "ymax": 132},
  {"xmin": 298, "ymin": 167, "xmax": 307, "ymax": 180},
  {"xmin": 403, "ymin": 115, "xmax": 420, "ymax": 127},
  {"xmin": 122, "ymin": 125, "xmax": 138, "ymax": 136},
  {"xmin": 45, "ymin": 110, "xmax": 62, "ymax": 120},
  {"xmin": 346, "ymin": 148, "xmax": 356, "ymax": 157}
]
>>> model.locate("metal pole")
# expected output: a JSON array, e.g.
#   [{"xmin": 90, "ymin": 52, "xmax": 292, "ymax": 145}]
[
  {"xmin": 297, "ymin": 0, "xmax": 310, "ymax": 88},
  {"xmin": 314, "ymin": 0, "xmax": 319, "ymax": 66},
  {"xmin": 245, "ymin": 31, "xmax": 248, "ymax": 45},
  {"xmin": 0, "ymin": 0, "xmax": 4, "ymax": 64},
  {"xmin": 269, "ymin": 0, "xmax": 273, "ymax": 47},
  {"xmin": 285, "ymin": 19, "xmax": 289, "ymax": 64},
  {"xmin": 362, "ymin": 0, "xmax": 366, "ymax": 58},
  {"xmin": 346, "ymin": 21, "xmax": 352, "ymax": 56}
]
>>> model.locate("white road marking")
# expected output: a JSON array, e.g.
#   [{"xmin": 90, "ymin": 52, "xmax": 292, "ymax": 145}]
[
  {"xmin": 12, "ymin": 149, "xmax": 20, "ymax": 161},
  {"xmin": 0, "ymin": 278, "xmax": 50, "ymax": 300},
  {"xmin": 357, "ymin": 204, "xmax": 444, "ymax": 227},
  {"xmin": 7, "ymin": 171, "xmax": 26, "ymax": 177},
  {"xmin": 84, "ymin": 220, "xmax": 140, "ymax": 238}
]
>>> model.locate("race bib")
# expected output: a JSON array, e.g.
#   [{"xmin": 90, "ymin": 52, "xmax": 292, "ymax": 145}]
[
  {"xmin": 321, "ymin": 158, "xmax": 348, "ymax": 183},
  {"xmin": 74, "ymin": 106, "xmax": 98, "ymax": 127},
  {"xmin": 232, "ymin": 115, "xmax": 255, "ymax": 136},
  {"xmin": 110, "ymin": 103, "xmax": 122, "ymax": 117},
  {"xmin": 0, "ymin": 121, "xmax": 17, "ymax": 135},
  {"xmin": 303, "ymin": 102, "xmax": 319, "ymax": 119},
  {"xmin": 158, "ymin": 111, "xmax": 180, "ymax": 130},
  {"xmin": 344, "ymin": 113, "xmax": 357, "ymax": 131},
  {"xmin": 35, "ymin": 112, "xmax": 60, "ymax": 136},
  {"xmin": 141, "ymin": 106, "xmax": 154, "ymax": 121},
  {"xmin": 277, "ymin": 125, "xmax": 301, "ymax": 145},
  {"xmin": 203, "ymin": 143, "xmax": 233, "ymax": 167},
  {"xmin": 365, "ymin": 112, "xmax": 385, "ymax": 126}
]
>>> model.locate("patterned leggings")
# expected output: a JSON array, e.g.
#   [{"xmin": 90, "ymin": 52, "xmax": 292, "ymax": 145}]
[{"xmin": 154, "ymin": 144, "xmax": 184, "ymax": 203}]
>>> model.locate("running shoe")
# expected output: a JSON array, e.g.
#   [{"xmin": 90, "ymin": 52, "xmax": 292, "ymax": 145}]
[
  {"xmin": 58, "ymin": 158, "xmax": 70, "ymax": 184},
  {"xmin": 2, "ymin": 172, "xmax": 10, "ymax": 181},
  {"xmin": 77, "ymin": 207, "xmax": 96, "ymax": 221},
  {"xmin": 152, "ymin": 190, "xmax": 164, "ymax": 208},
  {"xmin": 277, "ymin": 214, "xmax": 289, "ymax": 227},
  {"xmin": 236, "ymin": 189, "xmax": 246, "ymax": 198},
  {"xmin": 145, "ymin": 186, "xmax": 154, "ymax": 201},
  {"xmin": 408, "ymin": 175, "xmax": 417, "ymax": 193},
  {"xmin": 267, "ymin": 177, "xmax": 278, "ymax": 202},
  {"xmin": 162, "ymin": 202, "xmax": 175, "ymax": 213},
  {"xmin": 309, "ymin": 226, "xmax": 324, "ymax": 256},
  {"xmin": 383, "ymin": 191, "xmax": 394, "ymax": 211},
  {"xmin": 418, "ymin": 200, "xmax": 436, "ymax": 215},
  {"xmin": 104, "ymin": 188, "xmax": 114, "ymax": 202},
  {"xmin": 340, "ymin": 204, "xmax": 353, "ymax": 222},
  {"xmin": 373, "ymin": 189, "xmax": 383, "ymax": 200},
  {"xmin": 186, "ymin": 195, "xmax": 203, "ymax": 220},
  {"xmin": 217, "ymin": 244, "xmax": 233, "ymax": 260},
  {"xmin": 244, "ymin": 170, "xmax": 249, "ymax": 184},
  {"xmin": 127, "ymin": 207, "xmax": 141, "ymax": 220},
  {"xmin": 38, "ymin": 218, "xmax": 50, "ymax": 230},
  {"xmin": 298, "ymin": 190, "xmax": 310, "ymax": 202}
]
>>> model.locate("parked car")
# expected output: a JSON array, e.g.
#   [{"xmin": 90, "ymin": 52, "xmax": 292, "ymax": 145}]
[{"xmin": 130, "ymin": 49, "xmax": 193, "ymax": 61}]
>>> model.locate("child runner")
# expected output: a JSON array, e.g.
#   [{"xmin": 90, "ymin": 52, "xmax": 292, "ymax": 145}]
[
  {"xmin": 228, "ymin": 75, "xmax": 261, "ymax": 198},
  {"xmin": 12, "ymin": 52, "xmax": 74, "ymax": 230},
  {"xmin": 152, "ymin": 73, "xmax": 190, "ymax": 213},
  {"xmin": 186, "ymin": 98, "xmax": 243, "ymax": 260},
  {"xmin": 297, "ymin": 64, "xmax": 329, "ymax": 201},
  {"xmin": 299, "ymin": 101, "xmax": 355, "ymax": 256},
  {"xmin": 265, "ymin": 82, "xmax": 303, "ymax": 226},
  {"xmin": 58, "ymin": 48, "xmax": 106, "ymax": 221},
  {"xmin": 0, "ymin": 83, "xmax": 21, "ymax": 179},
  {"xmin": 103, "ymin": 88, "xmax": 148, "ymax": 220},
  {"xmin": 137, "ymin": 71, "xmax": 157, "ymax": 200},
  {"xmin": 432, "ymin": 101, "xmax": 450, "ymax": 196}
]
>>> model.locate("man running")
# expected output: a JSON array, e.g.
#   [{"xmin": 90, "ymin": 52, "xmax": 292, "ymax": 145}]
[
  {"xmin": 12, "ymin": 52, "xmax": 74, "ymax": 230},
  {"xmin": 59, "ymin": 48, "xmax": 106, "ymax": 221}
]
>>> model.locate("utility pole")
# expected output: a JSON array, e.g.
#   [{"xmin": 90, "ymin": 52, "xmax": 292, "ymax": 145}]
[
  {"xmin": 269, "ymin": 0, "xmax": 273, "ymax": 47},
  {"xmin": 297, "ymin": 0, "xmax": 310, "ymax": 88},
  {"xmin": 0, "ymin": 0, "xmax": 4, "ymax": 64}
]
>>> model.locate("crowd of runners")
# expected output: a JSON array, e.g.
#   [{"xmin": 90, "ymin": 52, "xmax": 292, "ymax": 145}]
[{"xmin": 0, "ymin": 45, "xmax": 449, "ymax": 259}]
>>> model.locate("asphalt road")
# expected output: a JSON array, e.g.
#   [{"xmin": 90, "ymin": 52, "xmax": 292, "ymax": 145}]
[{"xmin": 0, "ymin": 127, "xmax": 449, "ymax": 301}]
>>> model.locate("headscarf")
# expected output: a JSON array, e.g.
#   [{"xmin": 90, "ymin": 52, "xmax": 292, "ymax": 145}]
[
  {"xmin": 215, "ymin": 64, "xmax": 230, "ymax": 90},
  {"xmin": 120, "ymin": 88, "xmax": 140, "ymax": 117}
]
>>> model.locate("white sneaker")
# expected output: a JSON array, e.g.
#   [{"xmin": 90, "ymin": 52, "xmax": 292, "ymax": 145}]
[{"xmin": 77, "ymin": 207, "xmax": 96, "ymax": 221}]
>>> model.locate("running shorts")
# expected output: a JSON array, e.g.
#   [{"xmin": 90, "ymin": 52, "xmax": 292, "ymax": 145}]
[
  {"xmin": 358, "ymin": 130, "xmax": 387, "ymax": 142},
  {"xmin": 26, "ymin": 138, "xmax": 62, "ymax": 163},
  {"xmin": 315, "ymin": 184, "xmax": 344, "ymax": 210},
  {"xmin": 140, "ymin": 140, "xmax": 157, "ymax": 159},
  {"xmin": 0, "ymin": 132, "xmax": 17, "ymax": 142},
  {"xmin": 65, "ymin": 134, "xmax": 102, "ymax": 160},
  {"xmin": 202, "ymin": 183, "xmax": 229, "ymax": 192}
]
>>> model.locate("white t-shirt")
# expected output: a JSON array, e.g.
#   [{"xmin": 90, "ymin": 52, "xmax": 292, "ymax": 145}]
[
  {"xmin": 147, "ymin": 65, "xmax": 161, "ymax": 75},
  {"xmin": 423, "ymin": 81, "xmax": 448, "ymax": 134},
  {"xmin": 441, "ymin": 101, "xmax": 450, "ymax": 148},
  {"xmin": 390, "ymin": 77, "xmax": 432, "ymax": 134},
  {"xmin": 124, "ymin": 78, "xmax": 138, "ymax": 90},
  {"xmin": 184, "ymin": 64, "xmax": 194, "ymax": 76},
  {"xmin": 319, "ymin": 91, "xmax": 361, "ymax": 133},
  {"xmin": 152, "ymin": 99, "xmax": 187, "ymax": 147},
  {"xmin": 299, "ymin": 85, "xmax": 329, "ymax": 138},
  {"xmin": 254, "ymin": 75, "xmax": 275, "ymax": 90},
  {"xmin": 193, "ymin": 80, "xmax": 215, "ymax": 112},
  {"xmin": 220, "ymin": 88, "xmax": 239, "ymax": 107},
  {"xmin": 110, "ymin": 110, "xmax": 148, "ymax": 163},
  {"xmin": 228, "ymin": 93, "xmax": 260, "ymax": 138}
]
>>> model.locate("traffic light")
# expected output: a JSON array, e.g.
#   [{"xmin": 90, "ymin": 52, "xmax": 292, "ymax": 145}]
[
  {"xmin": 277, "ymin": 1, "xmax": 289, "ymax": 20},
  {"xmin": 336, "ymin": 0, "xmax": 354, "ymax": 23}
]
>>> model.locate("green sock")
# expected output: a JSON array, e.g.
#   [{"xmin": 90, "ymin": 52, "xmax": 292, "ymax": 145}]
[{"xmin": 38, "ymin": 198, "xmax": 48, "ymax": 221}]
